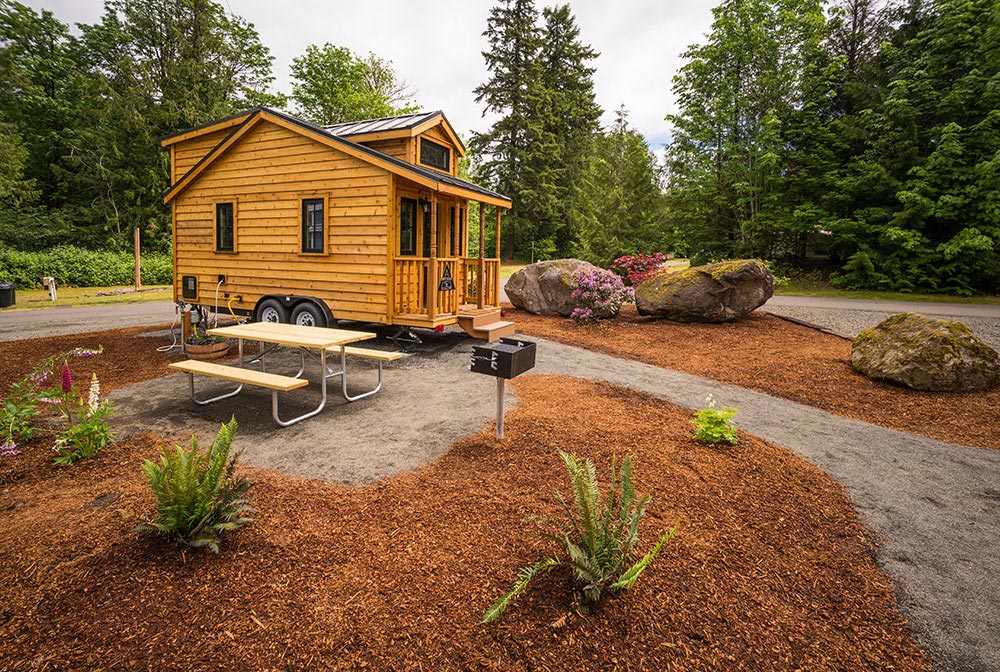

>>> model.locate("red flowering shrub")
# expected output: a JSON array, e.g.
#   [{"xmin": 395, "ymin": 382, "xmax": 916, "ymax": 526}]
[{"xmin": 608, "ymin": 253, "xmax": 669, "ymax": 287}]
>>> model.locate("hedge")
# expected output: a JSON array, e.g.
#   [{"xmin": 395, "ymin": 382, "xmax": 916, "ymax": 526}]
[{"xmin": 0, "ymin": 246, "xmax": 172, "ymax": 288}]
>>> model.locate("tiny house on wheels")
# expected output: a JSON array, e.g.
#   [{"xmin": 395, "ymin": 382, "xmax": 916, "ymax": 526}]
[{"xmin": 161, "ymin": 107, "xmax": 514, "ymax": 341}]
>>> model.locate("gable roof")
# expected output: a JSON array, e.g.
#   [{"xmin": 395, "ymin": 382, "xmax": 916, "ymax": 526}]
[
  {"xmin": 162, "ymin": 108, "xmax": 508, "ymax": 207},
  {"xmin": 324, "ymin": 110, "xmax": 467, "ymax": 156}
]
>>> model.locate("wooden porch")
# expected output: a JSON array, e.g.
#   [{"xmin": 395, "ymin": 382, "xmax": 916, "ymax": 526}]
[
  {"xmin": 388, "ymin": 182, "xmax": 513, "ymax": 340},
  {"xmin": 391, "ymin": 256, "xmax": 501, "ymax": 322}
]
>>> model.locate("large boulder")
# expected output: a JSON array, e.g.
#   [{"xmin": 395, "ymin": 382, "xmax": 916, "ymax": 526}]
[
  {"xmin": 505, "ymin": 259, "xmax": 598, "ymax": 316},
  {"xmin": 851, "ymin": 312, "xmax": 1000, "ymax": 391},
  {"xmin": 634, "ymin": 259, "xmax": 774, "ymax": 323}
]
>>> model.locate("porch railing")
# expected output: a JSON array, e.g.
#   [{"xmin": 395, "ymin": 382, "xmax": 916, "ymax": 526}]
[
  {"xmin": 463, "ymin": 258, "xmax": 500, "ymax": 306},
  {"xmin": 392, "ymin": 257, "xmax": 500, "ymax": 318}
]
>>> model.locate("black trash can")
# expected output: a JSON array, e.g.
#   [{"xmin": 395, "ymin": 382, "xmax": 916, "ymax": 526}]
[{"xmin": 0, "ymin": 282, "xmax": 15, "ymax": 308}]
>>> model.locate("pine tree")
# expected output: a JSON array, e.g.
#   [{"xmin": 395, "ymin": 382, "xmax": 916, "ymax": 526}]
[
  {"xmin": 580, "ymin": 107, "xmax": 666, "ymax": 265},
  {"xmin": 471, "ymin": 0, "xmax": 549, "ymax": 260},
  {"xmin": 538, "ymin": 4, "xmax": 602, "ymax": 257}
]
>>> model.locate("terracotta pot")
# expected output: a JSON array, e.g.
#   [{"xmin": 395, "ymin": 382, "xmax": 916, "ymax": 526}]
[{"xmin": 185, "ymin": 339, "xmax": 230, "ymax": 360}]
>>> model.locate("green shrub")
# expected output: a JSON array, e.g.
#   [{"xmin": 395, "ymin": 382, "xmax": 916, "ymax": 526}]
[
  {"xmin": 691, "ymin": 394, "xmax": 738, "ymax": 444},
  {"xmin": 52, "ymin": 399, "xmax": 114, "ymax": 465},
  {"xmin": 136, "ymin": 419, "xmax": 254, "ymax": 553},
  {"xmin": 0, "ymin": 245, "xmax": 172, "ymax": 288},
  {"xmin": 483, "ymin": 450, "xmax": 679, "ymax": 623}
]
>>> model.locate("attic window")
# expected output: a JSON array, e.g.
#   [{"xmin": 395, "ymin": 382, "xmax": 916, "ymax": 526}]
[{"xmin": 419, "ymin": 138, "xmax": 450, "ymax": 171}]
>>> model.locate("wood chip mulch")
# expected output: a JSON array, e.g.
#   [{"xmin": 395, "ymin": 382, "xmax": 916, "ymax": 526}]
[
  {"xmin": 0, "ymin": 324, "xmax": 185, "ymax": 396},
  {"xmin": 0, "ymin": 375, "xmax": 931, "ymax": 671},
  {"xmin": 508, "ymin": 304, "xmax": 1000, "ymax": 450}
]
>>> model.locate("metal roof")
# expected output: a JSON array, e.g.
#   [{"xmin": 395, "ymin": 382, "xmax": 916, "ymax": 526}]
[{"xmin": 323, "ymin": 110, "xmax": 442, "ymax": 137}]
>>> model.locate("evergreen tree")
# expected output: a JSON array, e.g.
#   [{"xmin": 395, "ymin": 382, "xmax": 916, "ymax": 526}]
[
  {"xmin": 0, "ymin": 1, "xmax": 84, "ymax": 208},
  {"xmin": 472, "ymin": 0, "xmax": 604, "ymax": 260},
  {"xmin": 471, "ymin": 0, "xmax": 550, "ymax": 260},
  {"xmin": 833, "ymin": 0, "xmax": 1000, "ymax": 292},
  {"xmin": 538, "ymin": 4, "xmax": 602, "ymax": 256},
  {"xmin": 579, "ymin": 107, "xmax": 666, "ymax": 265},
  {"xmin": 290, "ymin": 44, "xmax": 418, "ymax": 125},
  {"xmin": 666, "ymin": 0, "xmax": 827, "ymax": 262}
]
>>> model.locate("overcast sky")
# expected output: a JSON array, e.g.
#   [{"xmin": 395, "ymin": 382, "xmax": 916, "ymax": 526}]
[{"xmin": 25, "ymin": 0, "xmax": 717, "ymax": 150}]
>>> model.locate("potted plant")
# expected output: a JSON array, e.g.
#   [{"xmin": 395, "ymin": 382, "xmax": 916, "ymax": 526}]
[{"xmin": 185, "ymin": 323, "xmax": 230, "ymax": 360}]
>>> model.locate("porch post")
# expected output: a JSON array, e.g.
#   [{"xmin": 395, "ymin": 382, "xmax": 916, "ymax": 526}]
[
  {"xmin": 478, "ymin": 204, "xmax": 485, "ymax": 309},
  {"xmin": 452, "ymin": 202, "xmax": 459, "ymax": 258},
  {"xmin": 495, "ymin": 208, "xmax": 502, "ymax": 260},
  {"xmin": 428, "ymin": 195, "xmax": 438, "ymax": 321}
]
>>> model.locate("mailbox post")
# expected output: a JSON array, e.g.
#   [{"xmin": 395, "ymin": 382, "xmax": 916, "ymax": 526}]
[{"xmin": 469, "ymin": 338, "xmax": 536, "ymax": 440}]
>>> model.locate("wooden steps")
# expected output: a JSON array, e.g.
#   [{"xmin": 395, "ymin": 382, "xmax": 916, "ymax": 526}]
[{"xmin": 457, "ymin": 307, "xmax": 516, "ymax": 342}]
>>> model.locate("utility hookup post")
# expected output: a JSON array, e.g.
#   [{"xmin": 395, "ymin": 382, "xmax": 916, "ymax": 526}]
[
  {"xmin": 469, "ymin": 338, "xmax": 536, "ymax": 441},
  {"xmin": 496, "ymin": 378, "xmax": 505, "ymax": 440}
]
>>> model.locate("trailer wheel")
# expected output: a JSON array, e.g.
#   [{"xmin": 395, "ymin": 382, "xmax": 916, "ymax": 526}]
[
  {"xmin": 291, "ymin": 302, "xmax": 327, "ymax": 328},
  {"xmin": 256, "ymin": 298, "xmax": 289, "ymax": 323}
]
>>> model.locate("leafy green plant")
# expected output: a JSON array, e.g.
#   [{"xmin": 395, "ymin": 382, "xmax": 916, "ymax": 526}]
[
  {"xmin": 2, "ymin": 379, "xmax": 39, "ymax": 445},
  {"xmin": 691, "ymin": 393, "xmax": 739, "ymax": 444},
  {"xmin": 51, "ymin": 368, "xmax": 115, "ymax": 465},
  {"xmin": 483, "ymin": 450, "xmax": 679, "ymax": 624},
  {"xmin": 136, "ymin": 419, "xmax": 254, "ymax": 553},
  {"xmin": 52, "ymin": 398, "xmax": 114, "ymax": 465}
]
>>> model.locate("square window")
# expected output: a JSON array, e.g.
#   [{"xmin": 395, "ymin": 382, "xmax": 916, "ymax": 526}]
[
  {"xmin": 216, "ymin": 202, "xmax": 234, "ymax": 252},
  {"xmin": 302, "ymin": 198, "xmax": 324, "ymax": 253}
]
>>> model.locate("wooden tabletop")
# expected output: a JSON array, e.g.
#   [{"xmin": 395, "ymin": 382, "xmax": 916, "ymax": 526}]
[{"xmin": 208, "ymin": 322, "xmax": 376, "ymax": 349}]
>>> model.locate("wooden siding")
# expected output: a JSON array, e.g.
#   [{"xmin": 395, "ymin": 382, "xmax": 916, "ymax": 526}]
[
  {"xmin": 172, "ymin": 128, "xmax": 233, "ymax": 183},
  {"xmin": 362, "ymin": 138, "xmax": 409, "ymax": 161},
  {"xmin": 172, "ymin": 119, "xmax": 390, "ymax": 323}
]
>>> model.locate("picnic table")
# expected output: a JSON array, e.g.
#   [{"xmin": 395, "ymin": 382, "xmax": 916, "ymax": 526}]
[{"xmin": 169, "ymin": 322, "xmax": 404, "ymax": 426}]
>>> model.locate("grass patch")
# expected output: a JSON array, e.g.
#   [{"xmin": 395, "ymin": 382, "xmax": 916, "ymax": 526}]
[
  {"xmin": 775, "ymin": 280, "xmax": 1000, "ymax": 304},
  {"xmin": 500, "ymin": 264, "xmax": 525, "ymax": 279},
  {"xmin": 1, "ymin": 285, "xmax": 171, "ymax": 311}
]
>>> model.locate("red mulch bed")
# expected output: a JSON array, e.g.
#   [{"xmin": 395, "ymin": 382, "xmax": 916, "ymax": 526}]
[
  {"xmin": 508, "ymin": 304, "xmax": 1000, "ymax": 450},
  {"xmin": 0, "ymin": 324, "xmax": 185, "ymax": 395},
  {"xmin": 0, "ymin": 371, "xmax": 931, "ymax": 671}
]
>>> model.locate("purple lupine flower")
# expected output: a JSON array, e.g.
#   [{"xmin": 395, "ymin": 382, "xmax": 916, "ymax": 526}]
[
  {"xmin": 61, "ymin": 361, "xmax": 72, "ymax": 394},
  {"xmin": 0, "ymin": 440, "xmax": 19, "ymax": 457},
  {"xmin": 75, "ymin": 349, "xmax": 99, "ymax": 357}
]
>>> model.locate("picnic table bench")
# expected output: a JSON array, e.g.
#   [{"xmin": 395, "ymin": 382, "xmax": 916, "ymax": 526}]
[{"xmin": 169, "ymin": 322, "xmax": 405, "ymax": 426}]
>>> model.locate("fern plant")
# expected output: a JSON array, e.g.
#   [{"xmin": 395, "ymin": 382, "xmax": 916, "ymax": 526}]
[
  {"xmin": 483, "ymin": 450, "xmax": 679, "ymax": 623},
  {"xmin": 135, "ymin": 418, "xmax": 254, "ymax": 553}
]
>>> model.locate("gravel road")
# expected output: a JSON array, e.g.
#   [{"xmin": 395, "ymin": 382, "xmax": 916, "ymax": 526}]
[
  {"xmin": 763, "ymin": 296, "xmax": 1000, "ymax": 350},
  {"xmin": 0, "ymin": 302, "xmax": 177, "ymax": 342}
]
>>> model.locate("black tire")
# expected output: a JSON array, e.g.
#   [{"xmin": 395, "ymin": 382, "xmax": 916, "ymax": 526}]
[
  {"xmin": 291, "ymin": 302, "xmax": 327, "ymax": 328},
  {"xmin": 256, "ymin": 298, "xmax": 289, "ymax": 323}
]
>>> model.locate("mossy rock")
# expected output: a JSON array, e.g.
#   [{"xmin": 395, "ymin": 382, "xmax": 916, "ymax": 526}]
[
  {"xmin": 505, "ymin": 259, "xmax": 599, "ymax": 316},
  {"xmin": 634, "ymin": 259, "xmax": 774, "ymax": 323},
  {"xmin": 851, "ymin": 312, "xmax": 1000, "ymax": 392}
]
